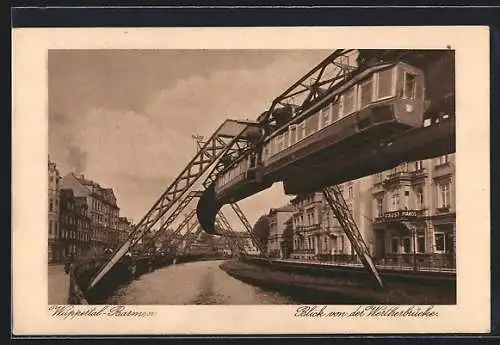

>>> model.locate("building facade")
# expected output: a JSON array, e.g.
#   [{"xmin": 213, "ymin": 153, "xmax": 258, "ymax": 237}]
[
  {"xmin": 48, "ymin": 158, "xmax": 62, "ymax": 262},
  {"xmin": 60, "ymin": 173, "xmax": 120, "ymax": 256},
  {"xmin": 290, "ymin": 177, "xmax": 373, "ymax": 261},
  {"xmin": 371, "ymin": 154, "xmax": 456, "ymax": 267},
  {"xmin": 267, "ymin": 205, "xmax": 294, "ymax": 258},
  {"xmin": 118, "ymin": 216, "xmax": 133, "ymax": 244}
]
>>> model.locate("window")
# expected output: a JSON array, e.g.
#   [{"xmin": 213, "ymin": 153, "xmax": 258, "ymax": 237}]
[
  {"xmin": 49, "ymin": 220, "xmax": 53, "ymax": 235},
  {"xmin": 331, "ymin": 100, "xmax": 340, "ymax": 123},
  {"xmin": 297, "ymin": 121, "xmax": 305, "ymax": 141},
  {"xmin": 416, "ymin": 187, "xmax": 424, "ymax": 209},
  {"xmin": 289, "ymin": 125, "xmax": 297, "ymax": 146},
  {"xmin": 391, "ymin": 193, "xmax": 399, "ymax": 211},
  {"xmin": 438, "ymin": 182, "xmax": 451, "ymax": 209},
  {"xmin": 403, "ymin": 237, "xmax": 412, "ymax": 253},
  {"xmin": 319, "ymin": 105, "xmax": 332, "ymax": 129},
  {"xmin": 437, "ymin": 154, "xmax": 449, "ymax": 165},
  {"xmin": 305, "ymin": 114, "xmax": 319, "ymax": 137},
  {"xmin": 435, "ymin": 233, "xmax": 445, "ymax": 252},
  {"xmin": 276, "ymin": 135, "xmax": 283, "ymax": 153},
  {"xmin": 376, "ymin": 68, "xmax": 394, "ymax": 99},
  {"xmin": 49, "ymin": 199, "xmax": 53, "ymax": 213},
  {"xmin": 415, "ymin": 160, "xmax": 423, "ymax": 170},
  {"xmin": 403, "ymin": 72, "xmax": 417, "ymax": 99},
  {"xmin": 391, "ymin": 236, "xmax": 399, "ymax": 253},
  {"xmin": 359, "ymin": 77, "xmax": 374, "ymax": 108},
  {"xmin": 376, "ymin": 198, "xmax": 383, "ymax": 217},
  {"xmin": 417, "ymin": 234, "xmax": 425, "ymax": 253},
  {"xmin": 340, "ymin": 87, "xmax": 357, "ymax": 117},
  {"xmin": 283, "ymin": 131, "xmax": 289, "ymax": 149},
  {"xmin": 403, "ymin": 190, "xmax": 410, "ymax": 210}
]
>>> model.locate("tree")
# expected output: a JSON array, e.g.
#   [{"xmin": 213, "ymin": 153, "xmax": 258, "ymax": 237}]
[
  {"xmin": 252, "ymin": 215, "xmax": 270, "ymax": 251},
  {"xmin": 281, "ymin": 221, "xmax": 294, "ymax": 259}
]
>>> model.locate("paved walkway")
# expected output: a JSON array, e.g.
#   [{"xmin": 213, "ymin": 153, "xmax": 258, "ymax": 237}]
[{"xmin": 48, "ymin": 264, "xmax": 70, "ymax": 305}]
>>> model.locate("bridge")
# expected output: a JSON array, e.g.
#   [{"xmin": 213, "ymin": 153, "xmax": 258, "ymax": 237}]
[{"xmin": 81, "ymin": 48, "xmax": 455, "ymax": 298}]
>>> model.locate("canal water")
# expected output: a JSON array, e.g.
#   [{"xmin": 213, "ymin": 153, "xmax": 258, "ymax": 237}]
[{"xmin": 104, "ymin": 260, "xmax": 297, "ymax": 305}]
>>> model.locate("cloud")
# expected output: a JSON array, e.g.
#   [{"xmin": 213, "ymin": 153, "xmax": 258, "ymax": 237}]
[{"xmin": 49, "ymin": 50, "xmax": 330, "ymax": 226}]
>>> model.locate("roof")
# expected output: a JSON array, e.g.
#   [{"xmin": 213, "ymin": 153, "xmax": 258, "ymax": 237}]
[{"xmin": 269, "ymin": 205, "xmax": 294, "ymax": 214}]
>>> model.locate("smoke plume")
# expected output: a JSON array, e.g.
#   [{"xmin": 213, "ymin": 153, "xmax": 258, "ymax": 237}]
[{"xmin": 67, "ymin": 145, "xmax": 88, "ymax": 175}]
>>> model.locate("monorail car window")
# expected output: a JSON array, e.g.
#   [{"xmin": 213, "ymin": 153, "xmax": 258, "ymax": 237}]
[
  {"xmin": 283, "ymin": 131, "xmax": 289, "ymax": 150},
  {"xmin": 331, "ymin": 99, "xmax": 340, "ymax": 123},
  {"xmin": 340, "ymin": 86, "xmax": 358, "ymax": 118},
  {"xmin": 403, "ymin": 72, "xmax": 417, "ymax": 99},
  {"xmin": 305, "ymin": 113, "xmax": 319, "ymax": 137},
  {"xmin": 276, "ymin": 134, "xmax": 283, "ymax": 153},
  {"xmin": 375, "ymin": 67, "xmax": 395, "ymax": 100},
  {"xmin": 319, "ymin": 104, "xmax": 332, "ymax": 129},
  {"xmin": 289, "ymin": 125, "xmax": 297, "ymax": 145},
  {"xmin": 359, "ymin": 76, "xmax": 375, "ymax": 109},
  {"xmin": 297, "ymin": 121, "xmax": 305, "ymax": 141}
]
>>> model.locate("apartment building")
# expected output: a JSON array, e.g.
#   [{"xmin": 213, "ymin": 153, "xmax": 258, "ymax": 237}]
[
  {"xmin": 267, "ymin": 205, "xmax": 294, "ymax": 258},
  {"xmin": 371, "ymin": 153, "xmax": 456, "ymax": 266},
  {"xmin": 48, "ymin": 158, "xmax": 62, "ymax": 262},
  {"xmin": 291, "ymin": 177, "xmax": 373, "ymax": 260}
]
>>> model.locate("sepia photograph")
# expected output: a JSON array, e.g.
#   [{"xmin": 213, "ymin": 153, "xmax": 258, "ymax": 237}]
[
  {"xmin": 47, "ymin": 48, "xmax": 457, "ymax": 306},
  {"xmin": 12, "ymin": 26, "xmax": 490, "ymax": 335}
]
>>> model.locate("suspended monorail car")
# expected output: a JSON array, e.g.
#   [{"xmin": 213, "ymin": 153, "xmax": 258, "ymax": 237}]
[{"xmin": 207, "ymin": 49, "xmax": 455, "ymax": 207}]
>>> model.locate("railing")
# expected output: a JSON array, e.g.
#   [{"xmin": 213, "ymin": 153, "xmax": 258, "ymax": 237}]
[
  {"xmin": 383, "ymin": 170, "xmax": 411, "ymax": 185},
  {"xmin": 410, "ymin": 168, "xmax": 428, "ymax": 180},
  {"xmin": 284, "ymin": 253, "xmax": 456, "ymax": 273}
]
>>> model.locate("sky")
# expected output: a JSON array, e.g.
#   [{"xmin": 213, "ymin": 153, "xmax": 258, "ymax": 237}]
[{"xmin": 48, "ymin": 49, "xmax": 332, "ymax": 227}]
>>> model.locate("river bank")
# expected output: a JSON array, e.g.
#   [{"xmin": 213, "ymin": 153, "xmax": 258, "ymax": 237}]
[{"xmin": 219, "ymin": 259, "xmax": 456, "ymax": 305}]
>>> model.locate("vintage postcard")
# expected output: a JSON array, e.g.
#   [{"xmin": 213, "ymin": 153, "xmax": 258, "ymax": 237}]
[{"xmin": 12, "ymin": 26, "xmax": 490, "ymax": 335}]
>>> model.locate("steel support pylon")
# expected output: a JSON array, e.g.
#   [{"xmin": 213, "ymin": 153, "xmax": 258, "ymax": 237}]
[
  {"xmin": 322, "ymin": 186, "xmax": 384, "ymax": 289},
  {"xmin": 230, "ymin": 203, "xmax": 271, "ymax": 262},
  {"xmin": 88, "ymin": 120, "xmax": 259, "ymax": 290}
]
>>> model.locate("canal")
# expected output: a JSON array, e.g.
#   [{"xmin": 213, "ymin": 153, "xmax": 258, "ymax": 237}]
[{"xmin": 104, "ymin": 260, "xmax": 297, "ymax": 305}]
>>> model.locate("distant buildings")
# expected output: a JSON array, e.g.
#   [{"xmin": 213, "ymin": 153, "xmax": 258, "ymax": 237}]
[
  {"xmin": 118, "ymin": 216, "xmax": 133, "ymax": 244},
  {"xmin": 60, "ymin": 173, "xmax": 120, "ymax": 256},
  {"xmin": 48, "ymin": 158, "xmax": 62, "ymax": 262},
  {"xmin": 267, "ymin": 205, "xmax": 294, "ymax": 258},
  {"xmin": 290, "ymin": 177, "xmax": 372, "ymax": 260},
  {"xmin": 59, "ymin": 188, "xmax": 91, "ymax": 258},
  {"xmin": 48, "ymin": 157, "xmax": 134, "ymax": 262}
]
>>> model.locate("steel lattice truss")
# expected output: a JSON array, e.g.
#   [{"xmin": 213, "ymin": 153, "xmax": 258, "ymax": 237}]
[
  {"xmin": 159, "ymin": 209, "xmax": 199, "ymax": 251},
  {"xmin": 89, "ymin": 120, "xmax": 260, "ymax": 290},
  {"xmin": 230, "ymin": 203, "xmax": 269, "ymax": 260},
  {"xmin": 215, "ymin": 215, "xmax": 247, "ymax": 256},
  {"xmin": 322, "ymin": 186, "xmax": 384, "ymax": 289},
  {"xmin": 180, "ymin": 226, "xmax": 203, "ymax": 254},
  {"xmin": 260, "ymin": 49, "xmax": 356, "ymax": 126}
]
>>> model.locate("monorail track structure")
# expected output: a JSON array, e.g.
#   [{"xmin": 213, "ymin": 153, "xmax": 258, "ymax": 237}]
[{"xmin": 88, "ymin": 48, "xmax": 455, "ymax": 291}]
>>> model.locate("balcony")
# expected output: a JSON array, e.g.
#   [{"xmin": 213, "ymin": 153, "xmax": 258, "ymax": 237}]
[
  {"xmin": 433, "ymin": 162, "xmax": 454, "ymax": 179},
  {"xmin": 371, "ymin": 180, "xmax": 385, "ymax": 195},
  {"xmin": 410, "ymin": 168, "xmax": 428, "ymax": 181},
  {"xmin": 295, "ymin": 223, "xmax": 321, "ymax": 234},
  {"xmin": 383, "ymin": 170, "xmax": 411, "ymax": 187},
  {"xmin": 374, "ymin": 209, "xmax": 424, "ymax": 224}
]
